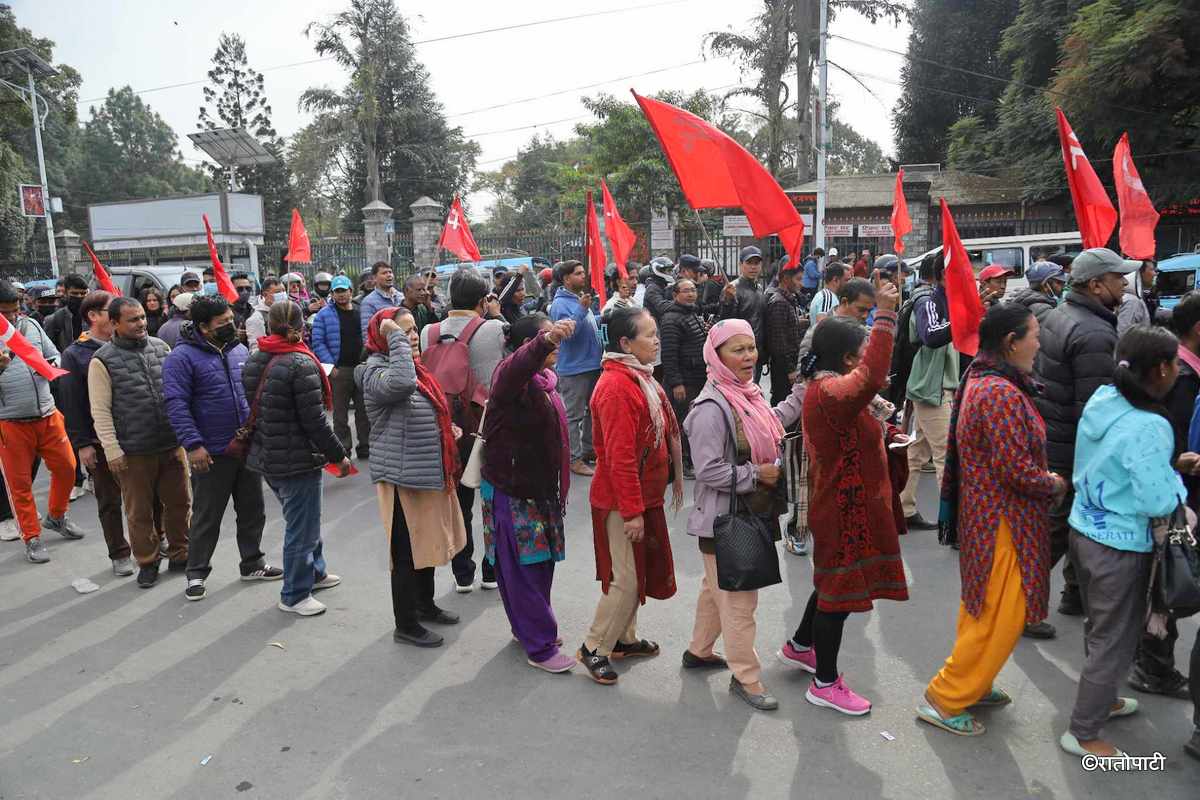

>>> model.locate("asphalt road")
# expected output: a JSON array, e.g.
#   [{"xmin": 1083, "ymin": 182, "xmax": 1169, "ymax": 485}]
[{"xmin": 1, "ymin": 464, "xmax": 1196, "ymax": 799}]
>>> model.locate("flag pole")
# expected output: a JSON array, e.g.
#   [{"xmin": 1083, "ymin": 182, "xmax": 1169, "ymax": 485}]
[
  {"xmin": 815, "ymin": 0, "xmax": 829, "ymax": 252},
  {"xmin": 691, "ymin": 209, "xmax": 724, "ymax": 275}
]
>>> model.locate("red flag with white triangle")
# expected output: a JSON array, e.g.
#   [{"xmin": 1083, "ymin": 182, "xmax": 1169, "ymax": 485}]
[
  {"xmin": 0, "ymin": 313, "xmax": 67, "ymax": 381},
  {"xmin": 940, "ymin": 198, "xmax": 985, "ymax": 358},
  {"xmin": 437, "ymin": 196, "xmax": 482, "ymax": 262},
  {"xmin": 1056, "ymin": 108, "xmax": 1117, "ymax": 249},
  {"xmin": 600, "ymin": 180, "xmax": 634, "ymax": 279},
  {"xmin": 1113, "ymin": 133, "xmax": 1160, "ymax": 260}
]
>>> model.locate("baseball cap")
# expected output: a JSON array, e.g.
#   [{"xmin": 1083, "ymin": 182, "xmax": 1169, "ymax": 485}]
[
  {"xmin": 539, "ymin": 267, "xmax": 553, "ymax": 283},
  {"xmin": 1025, "ymin": 261, "xmax": 1065, "ymax": 287},
  {"xmin": 180, "ymin": 271, "xmax": 201, "ymax": 286},
  {"xmin": 739, "ymin": 245, "xmax": 763, "ymax": 263},
  {"xmin": 174, "ymin": 292, "xmax": 195, "ymax": 312},
  {"xmin": 978, "ymin": 264, "xmax": 1016, "ymax": 282},
  {"xmin": 677, "ymin": 254, "xmax": 701, "ymax": 271},
  {"xmin": 828, "ymin": 247, "xmax": 839, "ymax": 258},
  {"xmin": 331, "ymin": 275, "xmax": 353, "ymax": 291},
  {"xmin": 1068, "ymin": 248, "xmax": 1142, "ymax": 285}
]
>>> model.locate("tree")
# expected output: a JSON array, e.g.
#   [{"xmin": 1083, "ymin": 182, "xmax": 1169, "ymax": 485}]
[
  {"xmin": 473, "ymin": 134, "xmax": 589, "ymax": 231},
  {"xmin": 289, "ymin": 117, "xmax": 348, "ymax": 237}
]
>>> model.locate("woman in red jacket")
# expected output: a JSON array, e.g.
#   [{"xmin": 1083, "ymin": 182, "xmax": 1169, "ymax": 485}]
[
  {"xmin": 779, "ymin": 280, "xmax": 907, "ymax": 716},
  {"xmin": 578, "ymin": 306, "xmax": 684, "ymax": 685}
]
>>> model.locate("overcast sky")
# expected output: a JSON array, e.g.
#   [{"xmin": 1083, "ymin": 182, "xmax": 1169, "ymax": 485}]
[{"xmin": 10, "ymin": 0, "xmax": 909, "ymax": 218}]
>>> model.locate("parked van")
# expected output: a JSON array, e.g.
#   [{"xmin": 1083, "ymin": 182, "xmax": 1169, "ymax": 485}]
[
  {"xmin": 1154, "ymin": 253, "xmax": 1200, "ymax": 311},
  {"xmin": 907, "ymin": 231, "xmax": 1083, "ymax": 296},
  {"xmin": 90, "ymin": 264, "xmax": 254, "ymax": 299}
]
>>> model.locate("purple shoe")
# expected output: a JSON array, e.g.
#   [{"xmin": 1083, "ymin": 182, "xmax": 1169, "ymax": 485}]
[{"xmin": 528, "ymin": 651, "xmax": 575, "ymax": 674}]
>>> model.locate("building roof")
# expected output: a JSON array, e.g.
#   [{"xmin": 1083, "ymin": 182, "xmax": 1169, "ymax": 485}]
[{"xmin": 787, "ymin": 170, "xmax": 1019, "ymax": 210}]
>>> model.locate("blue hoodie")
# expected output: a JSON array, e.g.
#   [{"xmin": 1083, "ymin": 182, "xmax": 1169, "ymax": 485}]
[
  {"xmin": 1069, "ymin": 384, "xmax": 1186, "ymax": 552},
  {"xmin": 549, "ymin": 287, "xmax": 602, "ymax": 377}
]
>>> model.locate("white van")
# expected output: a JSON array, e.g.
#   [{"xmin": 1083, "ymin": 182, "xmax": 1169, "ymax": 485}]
[{"xmin": 908, "ymin": 231, "xmax": 1083, "ymax": 296}]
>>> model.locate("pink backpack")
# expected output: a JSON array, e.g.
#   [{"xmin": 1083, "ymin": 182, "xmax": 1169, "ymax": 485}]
[{"xmin": 422, "ymin": 316, "xmax": 489, "ymax": 443}]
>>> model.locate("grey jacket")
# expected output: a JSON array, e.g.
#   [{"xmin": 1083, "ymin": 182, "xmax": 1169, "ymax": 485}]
[
  {"xmin": 357, "ymin": 330, "xmax": 446, "ymax": 490},
  {"xmin": 1118, "ymin": 275, "xmax": 1150, "ymax": 335},
  {"xmin": 682, "ymin": 378, "xmax": 804, "ymax": 538},
  {"xmin": 0, "ymin": 316, "xmax": 58, "ymax": 420}
]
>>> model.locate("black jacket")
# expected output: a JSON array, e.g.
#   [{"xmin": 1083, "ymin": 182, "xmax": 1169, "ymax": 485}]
[
  {"xmin": 59, "ymin": 336, "xmax": 104, "ymax": 450},
  {"xmin": 43, "ymin": 306, "xmax": 80, "ymax": 353},
  {"xmin": 659, "ymin": 301, "xmax": 707, "ymax": 390},
  {"xmin": 1165, "ymin": 356, "xmax": 1200, "ymax": 505},
  {"xmin": 642, "ymin": 277, "xmax": 672, "ymax": 323},
  {"xmin": 1011, "ymin": 287, "xmax": 1058, "ymax": 324},
  {"xmin": 242, "ymin": 350, "xmax": 346, "ymax": 478},
  {"xmin": 1033, "ymin": 291, "xmax": 1119, "ymax": 472},
  {"xmin": 764, "ymin": 288, "xmax": 804, "ymax": 372},
  {"xmin": 717, "ymin": 277, "xmax": 767, "ymax": 349}
]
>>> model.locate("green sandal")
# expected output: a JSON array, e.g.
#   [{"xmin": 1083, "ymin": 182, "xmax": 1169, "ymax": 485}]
[
  {"xmin": 971, "ymin": 688, "xmax": 1013, "ymax": 708},
  {"xmin": 917, "ymin": 703, "xmax": 986, "ymax": 736}
]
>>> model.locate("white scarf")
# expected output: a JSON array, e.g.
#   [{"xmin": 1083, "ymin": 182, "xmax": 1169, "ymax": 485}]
[{"xmin": 601, "ymin": 352, "xmax": 665, "ymax": 446}]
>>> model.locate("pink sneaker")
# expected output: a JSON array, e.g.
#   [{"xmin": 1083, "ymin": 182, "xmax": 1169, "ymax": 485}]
[
  {"xmin": 805, "ymin": 675, "xmax": 871, "ymax": 716},
  {"xmin": 777, "ymin": 642, "xmax": 817, "ymax": 674},
  {"xmin": 528, "ymin": 651, "xmax": 575, "ymax": 674}
]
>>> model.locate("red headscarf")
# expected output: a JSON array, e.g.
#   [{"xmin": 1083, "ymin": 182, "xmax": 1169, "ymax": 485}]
[{"xmin": 365, "ymin": 307, "xmax": 459, "ymax": 489}]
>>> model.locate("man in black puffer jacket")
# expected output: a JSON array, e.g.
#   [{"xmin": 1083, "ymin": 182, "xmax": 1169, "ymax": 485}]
[
  {"xmin": 243, "ymin": 300, "xmax": 350, "ymax": 617},
  {"xmin": 1011, "ymin": 261, "xmax": 1066, "ymax": 324},
  {"xmin": 1032, "ymin": 248, "xmax": 1141, "ymax": 637},
  {"xmin": 659, "ymin": 279, "xmax": 707, "ymax": 478}
]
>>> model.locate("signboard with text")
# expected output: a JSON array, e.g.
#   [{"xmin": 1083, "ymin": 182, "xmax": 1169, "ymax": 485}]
[
  {"xmin": 650, "ymin": 208, "xmax": 674, "ymax": 250},
  {"xmin": 859, "ymin": 223, "xmax": 894, "ymax": 237},
  {"xmin": 825, "ymin": 223, "xmax": 854, "ymax": 237},
  {"xmin": 722, "ymin": 215, "xmax": 754, "ymax": 237}
]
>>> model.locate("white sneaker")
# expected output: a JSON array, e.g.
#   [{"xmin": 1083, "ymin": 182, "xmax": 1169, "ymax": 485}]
[
  {"xmin": 0, "ymin": 520, "xmax": 19, "ymax": 541},
  {"xmin": 69, "ymin": 485, "xmax": 87, "ymax": 501},
  {"xmin": 278, "ymin": 596, "xmax": 326, "ymax": 616},
  {"xmin": 312, "ymin": 573, "xmax": 341, "ymax": 591},
  {"xmin": 454, "ymin": 581, "xmax": 474, "ymax": 594}
]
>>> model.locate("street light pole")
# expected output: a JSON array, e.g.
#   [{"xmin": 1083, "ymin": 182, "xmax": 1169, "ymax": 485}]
[
  {"xmin": 26, "ymin": 65, "xmax": 58, "ymax": 277},
  {"xmin": 815, "ymin": 0, "xmax": 829, "ymax": 252}
]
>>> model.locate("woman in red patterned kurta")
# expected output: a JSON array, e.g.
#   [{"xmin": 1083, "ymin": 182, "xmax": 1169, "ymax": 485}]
[
  {"xmin": 918, "ymin": 303, "xmax": 1066, "ymax": 736},
  {"xmin": 780, "ymin": 282, "xmax": 908, "ymax": 717}
]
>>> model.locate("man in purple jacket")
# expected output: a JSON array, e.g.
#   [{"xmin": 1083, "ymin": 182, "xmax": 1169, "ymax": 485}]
[{"xmin": 163, "ymin": 295, "xmax": 281, "ymax": 601}]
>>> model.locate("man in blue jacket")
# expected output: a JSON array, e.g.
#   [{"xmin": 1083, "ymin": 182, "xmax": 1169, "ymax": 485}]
[
  {"xmin": 312, "ymin": 276, "xmax": 370, "ymax": 459},
  {"xmin": 550, "ymin": 260, "xmax": 602, "ymax": 476},
  {"xmin": 163, "ymin": 295, "xmax": 281, "ymax": 601},
  {"xmin": 359, "ymin": 262, "xmax": 401, "ymax": 337}
]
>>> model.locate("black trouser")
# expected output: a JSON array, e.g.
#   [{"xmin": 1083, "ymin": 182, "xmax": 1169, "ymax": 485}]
[
  {"xmin": 185, "ymin": 454, "xmax": 267, "ymax": 580},
  {"xmin": 1047, "ymin": 475, "xmax": 1080, "ymax": 599},
  {"xmin": 1191, "ymin": 629, "xmax": 1200, "ymax": 729},
  {"xmin": 792, "ymin": 590, "xmax": 851, "ymax": 683},
  {"xmin": 670, "ymin": 382, "xmax": 704, "ymax": 468},
  {"xmin": 1133, "ymin": 615, "xmax": 1179, "ymax": 680},
  {"xmin": 769, "ymin": 360, "xmax": 795, "ymax": 406},
  {"xmin": 390, "ymin": 488, "xmax": 435, "ymax": 632},
  {"xmin": 331, "ymin": 366, "xmax": 370, "ymax": 457},
  {"xmin": 450, "ymin": 482, "xmax": 495, "ymax": 587}
]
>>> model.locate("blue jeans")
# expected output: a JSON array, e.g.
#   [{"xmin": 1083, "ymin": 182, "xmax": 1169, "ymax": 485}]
[{"xmin": 266, "ymin": 470, "xmax": 326, "ymax": 606}]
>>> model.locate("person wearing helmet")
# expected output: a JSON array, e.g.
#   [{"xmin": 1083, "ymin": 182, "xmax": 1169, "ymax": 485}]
[
  {"xmin": 313, "ymin": 272, "xmax": 334, "ymax": 301},
  {"xmin": 641, "ymin": 256, "xmax": 675, "ymax": 324},
  {"xmin": 697, "ymin": 258, "xmax": 723, "ymax": 317}
]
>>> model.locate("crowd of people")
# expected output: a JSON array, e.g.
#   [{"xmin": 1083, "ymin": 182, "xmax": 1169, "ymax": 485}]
[{"xmin": 2, "ymin": 239, "xmax": 1199, "ymax": 763}]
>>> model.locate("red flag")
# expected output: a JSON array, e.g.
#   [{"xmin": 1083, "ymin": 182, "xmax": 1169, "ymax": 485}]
[
  {"xmin": 0, "ymin": 313, "xmax": 67, "ymax": 381},
  {"xmin": 437, "ymin": 196, "xmax": 482, "ymax": 262},
  {"xmin": 940, "ymin": 198, "xmax": 985, "ymax": 358},
  {"xmin": 1056, "ymin": 108, "xmax": 1117, "ymax": 249},
  {"xmin": 891, "ymin": 169, "xmax": 912, "ymax": 255},
  {"xmin": 201, "ymin": 214, "xmax": 239, "ymax": 302},
  {"xmin": 82, "ymin": 241, "xmax": 121, "ymax": 296},
  {"xmin": 325, "ymin": 461, "xmax": 359, "ymax": 478},
  {"xmin": 633, "ymin": 91, "xmax": 805, "ymax": 264},
  {"xmin": 1113, "ymin": 133, "xmax": 1160, "ymax": 260},
  {"xmin": 585, "ymin": 191, "xmax": 607, "ymax": 303},
  {"xmin": 285, "ymin": 209, "xmax": 311, "ymax": 263},
  {"xmin": 600, "ymin": 180, "xmax": 634, "ymax": 279}
]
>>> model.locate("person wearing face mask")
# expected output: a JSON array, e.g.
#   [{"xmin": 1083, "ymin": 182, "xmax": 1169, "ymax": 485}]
[
  {"xmin": 163, "ymin": 295, "xmax": 282, "ymax": 601},
  {"xmin": 230, "ymin": 272, "xmax": 255, "ymax": 341},
  {"xmin": 1031, "ymin": 247, "xmax": 1142, "ymax": 639},
  {"xmin": 1012, "ymin": 262, "xmax": 1066, "ymax": 323},
  {"xmin": 43, "ymin": 274, "xmax": 89, "ymax": 353},
  {"xmin": 1117, "ymin": 258, "xmax": 1158, "ymax": 335},
  {"xmin": 245, "ymin": 277, "xmax": 284, "ymax": 353},
  {"xmin": 30, "ymin": 287, "xmax": 59, "ymax": 324}
]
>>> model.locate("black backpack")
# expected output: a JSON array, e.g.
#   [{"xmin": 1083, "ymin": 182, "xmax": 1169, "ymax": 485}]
[{"xmin": 887, "ymin": 285, "xmax": 933, "ymax": 408}]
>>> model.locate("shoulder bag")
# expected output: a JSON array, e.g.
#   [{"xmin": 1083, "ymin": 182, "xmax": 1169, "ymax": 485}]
[
  {"xmin": 712, "ymin": 412, "xmax": 782, "ymax": 592},
  {"xmin": 225, "ymin": 355, "xmax": 286, "ymax": 461},
  {"xmin": 460, "ymin": 402, "xmax": 488, "ymax": 489},
  {"xmin": 1154, "ymin": 505, "xmax": 1200, "ymax": 617}
]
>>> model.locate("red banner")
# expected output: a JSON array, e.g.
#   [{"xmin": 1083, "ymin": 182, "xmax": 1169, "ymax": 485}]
[
  {"xmin": 1113, "ymin": 133, "xmax": 1160, "ymax": 260},
  {"xmin": 82, "ymin": 241, "xmax": 121, "ymax": 296},
  {"xmin": 600, "ymin": 180, "xmax": 634, "ymax": 278},
  {"xmin": 437, "ymin": 196, "xmax": 482, "ymax": 262},
  {"xmin": 585, "ymin": 191, "xmax": 607, "ymax": 304},
  {"xmin": 891, "ymin": 169, "xmax": 911, "ymax": 255},
  {"xmin": 1056, "ymin": 108, "xmax": 1116, "ymax": 249},
  {"xmin": 285, "ymin": 208, "xmax": 311, "ymax": 263}
]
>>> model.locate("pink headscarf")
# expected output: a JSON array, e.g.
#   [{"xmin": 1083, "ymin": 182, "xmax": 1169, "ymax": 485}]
[{"xmin": 703, "ymin": 319, "xmax": 785, "ymax": 465}]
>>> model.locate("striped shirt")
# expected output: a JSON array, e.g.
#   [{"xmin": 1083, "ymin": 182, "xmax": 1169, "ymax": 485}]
[{"xmin": 808, "ymin": 288, "xmax": 838, "ymax": 321}]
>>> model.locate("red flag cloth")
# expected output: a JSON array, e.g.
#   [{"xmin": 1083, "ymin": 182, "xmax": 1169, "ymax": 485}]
[
  {"xmin": 285, "ymin": 208, "xmax": 312, "ymax": 263},
  {"xmin": 1113, "ymin": 133, "xmax": 1160, "ymax": 260},
  {"xmin": 437, "ymin": 196, "xmax": 482, "ymax": 262},
  {"xmin": 324, "ymin": 462, "xmax": 359, "ymax": 478},
  {"xmin": 201, "ymin": 214, "xmax": 240, "ymax": 302},
  {"xmin": 600, "ymin": 180, "xmax": 634, "ymax": 279},
  {"xmin": 1056, "ymin": 108, "xmax": 1117, "ymax": 249},
  {"xmin": 891, "ymin": 169, "xmax": 912, "ymax": 255},
  {"xmin": 633, "ymin": 91, "xmax": 805, "ymax": 264},
  {"xmin": 82, "ymin": 241, "xmax": 121, "ymax": 296},
  {"xmin": 585, "ymin": 191, "xmax": 608, "ymax": 304},
  {"xmin": 0, "ymin": 313, "xmax": 67, "ymax": 381},
  {"xmin": 940, "ymin": 198, "xmax": 984, "ymax": 358}
]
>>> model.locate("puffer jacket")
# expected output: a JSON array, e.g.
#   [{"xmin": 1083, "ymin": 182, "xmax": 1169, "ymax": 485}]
[
  {"xmin": 163, "ymin": 322, "xmax": 249, "ymax": 455},
  {"xmin": 1011, "ymin": 287, "xmax": 1058, "ymax": 323},
  {"xmin": 241, "ymin": 348, "xmax": 345, "ymax": 477},
  {"xmin": 0, "ymin": 315, "xmax": 58, "ymax": 420},
  {"xmin": 659, "ymin": 301, "xmax": 706, "ymax": 390},
  {"xmin": 356, "ymin": 329, "xmax": 445, "ymax": 490},
  {"xmin": 1033, "ymin": 290, "xmax": 1118, "ymax": 472},
  {"xmin": 642, "ymin": 276, "xmax": 672, "ymax": 322},
  {"xmin": 309, "ymin": 302, "xmax": 342, "ymax": 364},
  {"xmin": 717, "ymin": 277, "xmax": 767, "ymax": 350},
  {"xmin": 157, "ymin": 310, "xmax": 186, "ymax": 350}
]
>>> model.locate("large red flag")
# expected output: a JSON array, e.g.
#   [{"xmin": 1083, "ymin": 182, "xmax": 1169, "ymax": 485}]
[
  {"xmin": 1113, "ymin": 133, "xmax": 1160, "ymax": 260},
  {"xmin": 600, "ymin": 180, "xmax": 634, "ymax": 279},
  {"xmin": 201, "ymin": 214, "xmax": 239, "ymax": 302},
  {"xmin": 437, "ymin": 196, "xmax": 482, "ymax": 262},
  {"xmin": 0, "ymin": 313, "xmax": 67, "ymax": 381},
  {"xmin": 285, "ymin": 208, "xmax": 311, "ymax": 263},
  {"xmin": 891, "ymin": 169, "xmax": 912, "ymax": 255},
  {"xmin": 633, "ymin": 91, "xmax": 805, "ymax": 264},
  {"xmin": 940, "ymin": 198, "xmax": 984, "ymax": 358},
  {"xmin": 585, "ymin": 191, "xmax": 607, "ymax": 303},
  {"xmin": 1056, "ymin": 108, "xmax": 1117, "ymax": 249},
  {"xmin": 82, "ymin": 241, "xmax": 121, "ymax": 296}
]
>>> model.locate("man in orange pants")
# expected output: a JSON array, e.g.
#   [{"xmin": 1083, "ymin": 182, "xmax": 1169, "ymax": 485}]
[{"xmin": 0, "ymin": 280, "xmax": 85, "ymax": 564}]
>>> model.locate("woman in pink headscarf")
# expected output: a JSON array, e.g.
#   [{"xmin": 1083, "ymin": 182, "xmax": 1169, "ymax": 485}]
[{"xmin": 681, "ymin": 318, "xmax": 806, "ymax": 711}]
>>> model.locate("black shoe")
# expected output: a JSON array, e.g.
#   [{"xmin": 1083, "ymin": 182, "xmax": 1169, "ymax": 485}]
[
  {"xmin": 167, "ymin": 560, "xmax": 188, "ymax": 573},
  {"xmin": 682, "ymin": 650, "xmax": 728, "ymax": 669},
  {"xmin": 1128, "ymin": 666, "xmax": 1190, "ymax": 698},
  {"xmin": 394, "ymin": 626, "xmax": 443, "ymax": 648},
  {"xmin": 1057, "ymin": 590, "xmax": 1084, "ymax": 617},
  {"xmin": 904, "ymin": 513, "xmax": 938, "ymax": 531},
  {"xmin": 1022, "ymin": 621, "xmax": 1056, "ymax": 639},
  {"xmin": 1185, "ymin": 730, "xmax": 1200, "ymax": 761},
  {"xmin": 137, "ymin": 562, "xmax": 160, "ymax": 588},
  {"xmin": 356, "ymin": 449, "xmax": 370, "ymax": 460},
  {"xmin": 611, "ymin": 638, "xmax": 660, "ymax": 659},
  {"xmin": 577, "ymin": 644, "xmax": 618, "ymax": 685},
  {"xmin": 418, "ymin": 606, "xmax": 460, "ymax": 625}
]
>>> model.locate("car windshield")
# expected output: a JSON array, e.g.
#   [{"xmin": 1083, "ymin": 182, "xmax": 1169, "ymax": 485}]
[{"xmin": 1156, "ymin": 269, "xmax": 1196, "ymax": 297}]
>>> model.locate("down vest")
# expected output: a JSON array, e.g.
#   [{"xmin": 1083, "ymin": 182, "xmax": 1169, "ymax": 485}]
[
  {"xmin": 241, "ymin": 348, "xmax": 345, "ymax": 477},
  {"xmin": 162, "ymin": 322, "xmax": 249, "ymax": 455},
  {"xmin": 1033, "ymin": 290, "xmax": 1118, "ymax": 472},
  {"xmin": 659, "ymin": 302, "xmax": 706, "ymax": 390},
  {"xmin": 356, "ymin": 329, "xmax": 446, "ymax": 490},
  {"xmin": 94, "ymin": 335, "xmax": 177, "ymax": 455}
]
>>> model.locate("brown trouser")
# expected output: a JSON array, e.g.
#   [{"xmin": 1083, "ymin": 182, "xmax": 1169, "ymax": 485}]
[
  {"xmin": 584, "ymin": 511, "xmax": 640, "ymax": 657},
  {"xmin": 113, "ymin": 447, "xmax": 191, "ymax": 566}
]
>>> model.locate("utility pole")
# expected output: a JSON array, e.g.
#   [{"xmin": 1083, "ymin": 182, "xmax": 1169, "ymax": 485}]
[{"xmin": 815, "ymin": 0, "xmax": 829, "ymax": 252}]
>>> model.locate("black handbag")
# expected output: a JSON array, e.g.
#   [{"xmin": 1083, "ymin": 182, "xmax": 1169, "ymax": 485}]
[
  {"xmin": 1156, "ymin": 506, "xmax": 1200, "ymax": 617},
  {"xmin": 712, "ymin": 417, "xmax": 782, "ymax": 592}
]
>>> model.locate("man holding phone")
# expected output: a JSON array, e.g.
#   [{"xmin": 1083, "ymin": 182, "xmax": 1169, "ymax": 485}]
[{"xmin": 550, "ymin": 260, "xmax": 602, "ymax": 476}]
